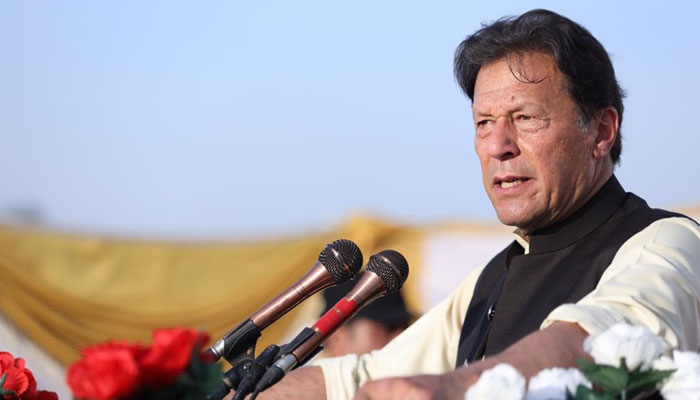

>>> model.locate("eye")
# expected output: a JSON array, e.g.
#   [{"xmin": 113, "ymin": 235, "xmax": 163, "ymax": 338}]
[
  {"xmin": 476, "ymin": 119, "xmax": 492, "ymax": 127},
  {"xmin": 514, "ymin": 114, "xmax": 548, "ymax": 132}
]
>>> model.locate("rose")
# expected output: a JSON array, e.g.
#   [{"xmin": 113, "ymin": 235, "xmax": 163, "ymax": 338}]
[
  {"xmin": 0, "ymin": 352, "xmax": 57, "ymax": 400},
  {"xmin": 66, "ymin": 342, "xmax": 142, "ymax": 400},
  {"xmin": 137, "ymin": 328, "xmax": 210, "ymax": 387},
  {"xmin": 465, "ymin": 363, "xmax": 525, "ymax": 400},
  {"xmin": 653, "ymin": 350, "xmax": 700, "ymax": 400},
  {"xmin": 81, "ymin": 340, "xmax": 146, "ymax": 359},
  {"xmin": 525, "ymin": 367, "xmax": 590, "ymax": 400},
  {"xmin": 66, "ymin": 328, "xmax": 214, "ymax": 400},
  {"xmin": 583, "ymin": 322, "xmax": 666, "ymax": 371},
  {"xmin": 0, "ymin": 352, "xmax": 37, "ymax": 399},
  {"xmin": 33, "ymin": 391, "xmax": 59, "ymax": 400}
]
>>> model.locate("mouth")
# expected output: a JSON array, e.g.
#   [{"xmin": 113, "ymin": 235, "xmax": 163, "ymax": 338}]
[{"xmin": 493, "ymin": 176, "xmax": 531, "ymax": 189}]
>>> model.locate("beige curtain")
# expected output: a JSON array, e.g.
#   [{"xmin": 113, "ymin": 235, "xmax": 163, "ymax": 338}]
[{"xmin": 0, "ymin": 216, "xmax": 423, "ymax": 366}]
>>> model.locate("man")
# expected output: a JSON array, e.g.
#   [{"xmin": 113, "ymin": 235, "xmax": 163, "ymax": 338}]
[
  {"xmin": 257, "ymin": 9, "xmax": 700, "ymax": 399},
  {"xmin": 320, "ymin": 276, "xmax": 413, "ymax": 357}
]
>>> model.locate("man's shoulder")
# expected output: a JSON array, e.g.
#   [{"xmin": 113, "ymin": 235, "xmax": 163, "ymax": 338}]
[
  {"xmin": 623, "ymin": 192, "xmax": 695, "ymax": 222},
  {"xmin": 620, "ymin": 216, "xmax": 700, "ymax": 252},
  {"xmin": 611, "ymin": 199, "xmax": 700, "ymax": 268},
  {"xmin": 606, "ymin": 192, "xmax": 696, "ymax": 239}
]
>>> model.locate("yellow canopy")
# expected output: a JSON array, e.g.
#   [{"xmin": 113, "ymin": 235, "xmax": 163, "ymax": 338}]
[{"xmin": 0, "ymin": 216, "xmax": 423, "ymax": 366}]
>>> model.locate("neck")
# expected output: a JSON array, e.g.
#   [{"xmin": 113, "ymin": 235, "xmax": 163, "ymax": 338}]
[{"xmin": 518, "ymin": 167, "xmax": 615, "ymax": 242}]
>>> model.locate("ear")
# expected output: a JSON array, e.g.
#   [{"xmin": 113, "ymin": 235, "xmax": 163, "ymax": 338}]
[{"xmin": 592, "ymin": 106, "xmax": 619, "ymax": 160}]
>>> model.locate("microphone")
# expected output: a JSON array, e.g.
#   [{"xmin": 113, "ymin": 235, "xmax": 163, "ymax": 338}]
[
  {"xmin": 249, "ymin": 249, "xmax": 409, "ymax": 397},
  {"xmin": 203, "ymin": 239, "xmax": 364, "ymax": 365}
]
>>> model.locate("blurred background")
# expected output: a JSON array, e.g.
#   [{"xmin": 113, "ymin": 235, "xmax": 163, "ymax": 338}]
[{"xmin": 1, "ymin": 1, "xmax": 698, "ymax": 398}]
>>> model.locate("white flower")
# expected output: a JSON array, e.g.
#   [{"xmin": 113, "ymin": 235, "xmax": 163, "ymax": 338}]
[
  {"xmin": 525, "ymin": 367, "xmax": 591, "ymax": 400},
  {"xmin": 583, "ymin": 322, "xmax": 666, "ymax": 371},
  {"xmin": 655, "ymin": 350, "xmax": 700, "ymax": 400},
  {"xmin": 465, "ymin": 363, "xmax": 525, "ymax": 400},
  {"xmin": 653, "ymin": 354, "xmax": 676, "ymax": 371}
]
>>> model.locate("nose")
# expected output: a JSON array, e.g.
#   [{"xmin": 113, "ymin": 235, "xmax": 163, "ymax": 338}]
[{"xmin": 484, "ymin": 118, "xmax": 520, "ymax": 161}]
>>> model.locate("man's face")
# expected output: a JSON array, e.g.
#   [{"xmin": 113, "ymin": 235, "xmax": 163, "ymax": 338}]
[{"xmin": 473, "ymin": 53, "xmax": 600, "ymax": 233}]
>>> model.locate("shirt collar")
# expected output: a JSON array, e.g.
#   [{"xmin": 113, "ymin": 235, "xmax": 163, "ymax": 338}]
[
  {"xmin": 513, "ymin": 175, "xmax": 627, "ymax": 255},
  {"xmin": 511, "ymin": 231, "xmax": 530, "ymax": 255}
]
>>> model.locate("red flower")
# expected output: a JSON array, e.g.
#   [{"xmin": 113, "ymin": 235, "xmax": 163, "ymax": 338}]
[
  {"xmin": 33, "ymin": 391, "xmax": 58, "ymax": 400},
  {"xmin": 137, "ymin": 328, "xmax": 209, "ymax": 387},
  {"xmin": 66, "ymin": 328, "xmax": 211, "ymax": 399},
  {"xmin": 66, "ymin": 342, "xmax": 141, "ymax": 400},
  {"xmin": 0, "ymin": 352, "xmax": 37, "ymax": 399}
]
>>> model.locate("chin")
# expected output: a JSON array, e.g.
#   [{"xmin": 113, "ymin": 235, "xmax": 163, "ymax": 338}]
[
  {"xmin": 497, "ymin": 217, "xmax": 525, "ymax": 229},
  {"xmin": 495, "ymin": 208, "xmax": 535, "ymax": 230}
]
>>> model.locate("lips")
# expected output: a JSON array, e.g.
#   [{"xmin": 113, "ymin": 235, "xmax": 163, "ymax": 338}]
[{"xmin": 493, "ymin": 176, "xmax": 531, "ymax": 189}]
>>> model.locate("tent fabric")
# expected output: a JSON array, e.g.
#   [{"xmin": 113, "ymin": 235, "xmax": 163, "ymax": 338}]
[{"xmin": 0, "ymin": 215, "xmax": 422, "ymax": 366}]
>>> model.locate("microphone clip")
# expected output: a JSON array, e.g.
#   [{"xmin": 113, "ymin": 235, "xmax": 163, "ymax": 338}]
[
  {"xmin": 278, "ymin": 327, "xmax": 314, "ymax": 355},
  {"xmin": 278, "ymin": 327, "xmax": 323, "ymax": 367},
  {"xmin": 211, "ymin": 319, "xmax": 262, "ymax": 366}
]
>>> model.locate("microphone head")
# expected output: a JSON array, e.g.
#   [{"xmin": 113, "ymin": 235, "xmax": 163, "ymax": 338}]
[
  {"xmin": 366, "ymin": 250, "xmax": 409, "ymax": 294},
  {"xmin": 319, "ymin": 239, "xmax": 364, "ymax": 284}
]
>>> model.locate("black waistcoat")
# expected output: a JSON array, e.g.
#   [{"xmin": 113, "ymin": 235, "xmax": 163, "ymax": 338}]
[{"xmin": 454, "ymin": 176, "xmax": 687, "ymax": 367}]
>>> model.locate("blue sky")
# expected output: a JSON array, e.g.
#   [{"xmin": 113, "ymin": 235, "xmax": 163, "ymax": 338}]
[{"xmin": 1, "ymin": 1, "xmax": 698, "ymax": 238}]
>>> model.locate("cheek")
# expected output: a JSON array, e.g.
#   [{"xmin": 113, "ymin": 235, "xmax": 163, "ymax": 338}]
[
  {"xmin": 531, "ymin": 138, "xmax": 592, "ymax": 194},
  {"xmin": 523, "ymin": 134, "xmax": 572, "ymax": 174},
  {"xmin": 530, "ymin": 148, "xmax": 556, "ymax": 179}
]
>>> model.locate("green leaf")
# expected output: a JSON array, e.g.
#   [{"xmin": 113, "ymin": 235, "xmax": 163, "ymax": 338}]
[
  {"xmin": 620, "ymin": 357, "xmax": 629, "ymax": 372},
  {"xmin": 574, "ymin": 385, "xmax": 618, "ymax": 400},
  {"xmin": 583, "ymin": 365, "xmax": 629, "ymax": 394},
  {"xmin": 577, "ymin": 358, "xmax": 599, "ymax": 374},
  {"xmin": 626, "ymin": 369, "xmax": 675, "ymax": 398},
  {"xmin": 0, "ymin": 389, "xmax": 18, "ymax": 397}
]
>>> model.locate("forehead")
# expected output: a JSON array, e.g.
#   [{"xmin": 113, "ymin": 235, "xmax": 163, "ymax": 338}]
[{"xmin": 473, "ymin": 53, "xmax": 569, "ymax": 111}]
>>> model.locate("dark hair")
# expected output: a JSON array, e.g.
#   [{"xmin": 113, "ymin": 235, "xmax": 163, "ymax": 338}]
[{"xmin": 454, "ymin": 9, "xmax": 625, "ymax": 165}]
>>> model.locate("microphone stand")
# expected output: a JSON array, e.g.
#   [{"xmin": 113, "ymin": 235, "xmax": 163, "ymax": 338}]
[
  {"xmin": 219, "ymin": 328, "xmax": 324, "ymax": 400},
  {"xmin": 202, "ymin": 320, "xmax": 262, "ymax": 400},
  {"xmin": 205, "ymin": 361, "xmax": 249, "ymax": 400}
]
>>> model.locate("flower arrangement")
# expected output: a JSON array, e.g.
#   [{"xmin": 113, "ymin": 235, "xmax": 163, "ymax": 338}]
[
  {"xmin": 466, "ymin": 323, "xmax": 700, "ymax": 400},
  {"xmin": 0, "ymin": 352, "xmax": 58, "ymax": 400},
  {"xmin": 66, "ymin": 328, "xmax": 222, "ymax": 400}
]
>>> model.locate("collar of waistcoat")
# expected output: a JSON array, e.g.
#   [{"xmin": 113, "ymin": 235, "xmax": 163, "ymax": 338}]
[{"xmin": 525, "ymin": 175, "xmax": 627, "ymax": 254}]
